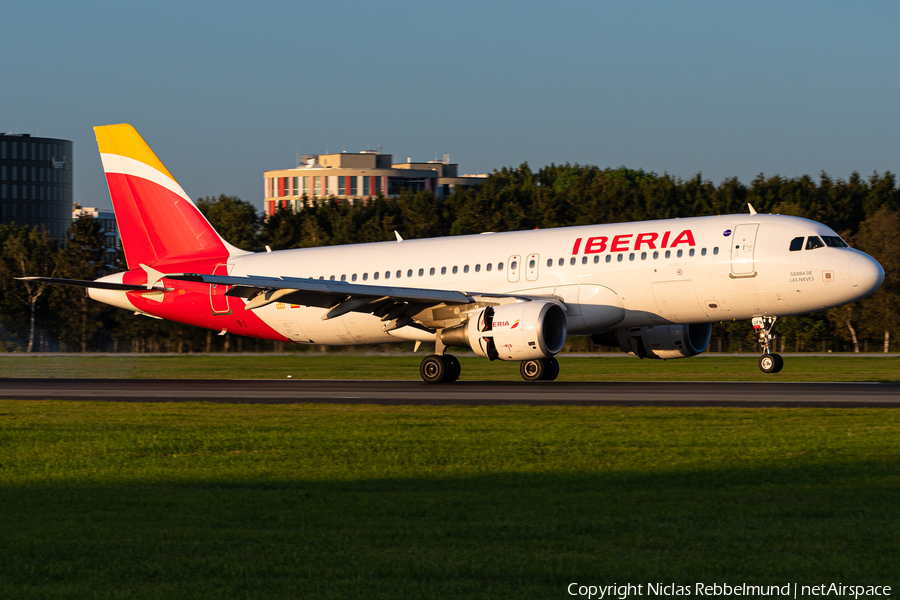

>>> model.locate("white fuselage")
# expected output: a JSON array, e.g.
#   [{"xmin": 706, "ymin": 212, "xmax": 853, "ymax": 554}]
[{"xmin": 200, "ymin": 213, "xmax": 881, "ymax": 346}]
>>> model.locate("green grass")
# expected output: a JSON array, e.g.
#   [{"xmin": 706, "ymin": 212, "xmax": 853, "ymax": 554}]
[
  {"xmin": 0, "ymin": 401, "xmax": 898, "ymax": 598},
  {"xmin": 1, "ymin": 354, "xmax": 900, "ymax": 381}
]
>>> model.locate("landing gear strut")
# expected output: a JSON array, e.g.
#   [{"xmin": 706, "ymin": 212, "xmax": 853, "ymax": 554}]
[
  {"xmin": 519, "ymin": 357, "xmax": 560, "ymax": 382},
  {"xmin": 753, "ymin": 316, "xmax": 784, "ymax": 374},
  {"xmin": 420, "ymin": 354, "xmax": 461, "ymax": 384}
]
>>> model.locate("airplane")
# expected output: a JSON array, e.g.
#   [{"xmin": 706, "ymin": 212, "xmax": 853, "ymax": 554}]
[{"xmin": 22, "ymin": 124, "xmax": 884, "ymax": 382}]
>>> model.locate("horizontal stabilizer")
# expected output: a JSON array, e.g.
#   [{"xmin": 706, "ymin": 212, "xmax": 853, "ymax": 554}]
[{"xmin": 16, "ymin": 277, "xmax": 173, "ymax": 292}]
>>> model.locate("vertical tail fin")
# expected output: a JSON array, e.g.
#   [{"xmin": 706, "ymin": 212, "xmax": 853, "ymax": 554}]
[{"xmin": 95, "ymin": 124, "xmax": 245, "ymax": 269}]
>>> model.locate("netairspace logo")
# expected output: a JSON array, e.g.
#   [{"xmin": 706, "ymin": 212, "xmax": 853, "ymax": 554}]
[{"xmin": 566, "ymin": 582, "xmax": 893, "ymax": 599}]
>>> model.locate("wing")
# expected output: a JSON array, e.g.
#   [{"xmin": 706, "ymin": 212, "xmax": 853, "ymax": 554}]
[{"xmin": 164, "ymin": 272, "xmax": 530, "ymax": 331}]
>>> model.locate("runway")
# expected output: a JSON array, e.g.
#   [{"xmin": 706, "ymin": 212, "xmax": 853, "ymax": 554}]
[{"xmin": 1, "ymin": 378, "xmax": 898, "ymax": 407}]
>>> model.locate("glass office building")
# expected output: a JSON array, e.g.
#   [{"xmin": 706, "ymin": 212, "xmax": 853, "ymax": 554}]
[{"xmin": 0, "ymin": 133, "xmax": 73, "ymax": 239}]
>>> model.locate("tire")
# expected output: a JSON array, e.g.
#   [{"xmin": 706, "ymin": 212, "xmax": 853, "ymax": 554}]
[
  {"xmin": 758, "ymin": 354, "xmax": 777, "ymax": 374},
  {"xmin": 520, "ymin": 359, "xmax": 546, "ymax": 381},
  {"xmin": 542, "ymin": 357, "xmax": 560, "ymax": 381},
  {"xmin": 442, "ymin": 354, "xmax": 461, "ymax": 383},
  {"xmin": 772, "ymin": 353, "xmax": 784, "ymax": 374},
  {"xmin": 420, "ymin": 354, "xmax": 446, "ymax": 383}
]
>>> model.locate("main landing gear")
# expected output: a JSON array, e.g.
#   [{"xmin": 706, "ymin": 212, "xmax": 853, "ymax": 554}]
[
  {"xmin": 419, "ymin": 354, "xmax": 461, "ymax": 384},
  {"xmin": 753, "ymin": 316, "xmax": 784, "ymax": 374},
  {"xmin": 419, "ymin": 354, "xmax": 561, "ymax": 383},
  {"xmin": 520, "ymin": 357, "xmax": 560, "ymax": 381}
]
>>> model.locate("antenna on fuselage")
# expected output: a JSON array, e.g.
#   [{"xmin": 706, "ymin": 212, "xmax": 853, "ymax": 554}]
[{"xmin": 748, "ymin": 203, "xmax": 758, "ymax": 215}]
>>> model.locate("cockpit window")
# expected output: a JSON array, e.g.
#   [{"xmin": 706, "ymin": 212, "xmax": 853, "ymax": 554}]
[
  {"xmin": 806, "ymin": 236, "xmax": 825, "ymax": 250},
  {"xmin": 822, "ymin": 236, "xmax": 849, "ymax": 248},
  {"xmin": 789, "ymin": 237, "xmax": 804, "ymax": 252}
]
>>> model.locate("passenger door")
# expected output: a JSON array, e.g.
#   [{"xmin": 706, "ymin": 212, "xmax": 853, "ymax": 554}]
[
  {"xmin": 730, "ymin": 224, "xmax": 759, "ymax": 277},
  {"xmin": 210, "ymin": 263, "xmax": 232, "ymax": 315}
]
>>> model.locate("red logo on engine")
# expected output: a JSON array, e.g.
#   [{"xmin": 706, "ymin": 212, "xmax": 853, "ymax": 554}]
[{"xmin": 511, "ymin": 320, "xmax": 520, "ymax": 329}]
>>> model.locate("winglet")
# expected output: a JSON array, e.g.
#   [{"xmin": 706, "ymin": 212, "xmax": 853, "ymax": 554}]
[{"xmin": 748, "ymin": 203, "xmax": 758, "ymax": 215}]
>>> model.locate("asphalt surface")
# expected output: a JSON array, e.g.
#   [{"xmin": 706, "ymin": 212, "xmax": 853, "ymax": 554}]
[{"xmin": 0, "ymin": 378, "xmax": 898, "ymax": 407}]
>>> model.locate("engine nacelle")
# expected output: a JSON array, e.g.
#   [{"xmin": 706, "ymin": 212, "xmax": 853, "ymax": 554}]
[
  {"xmin": 441, "ymin": 301, "xmax": 567, "ymax": 361},
  {"xmin": 593, "ymin": 323, "xmax": 712, "ymax": 359}
]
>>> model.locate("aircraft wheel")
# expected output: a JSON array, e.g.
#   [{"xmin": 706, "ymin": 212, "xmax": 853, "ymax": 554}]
[
  {"xmin": 520, "ymin": 359, "xmax": 546, "ymax": 381},
  {"xmin": 772, "ymin": 353, "xmax": 784, "ymax": 374},
  {"xmin": 443, "ymin": 354, "xmax": 461, "ymax": 383},
  {"xmin": 420, "ymin": 354, "xmax": 447, "ymax": 384},
  {"xmin": 758, "ymin": 354, "xmax": 778, "ymax": 374},
  {"xmin": 542, "ymin": 357, "xmax": 560, "ymax": 381}
]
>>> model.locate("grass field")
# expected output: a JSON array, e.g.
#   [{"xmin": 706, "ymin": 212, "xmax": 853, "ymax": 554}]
[
  {"xmin": 1, "ymin": 353, "xmax": 900, "ymax": 381},
  {"xmin": 0, "ymin": 400, "xmax": 898, "ymax": 599}
]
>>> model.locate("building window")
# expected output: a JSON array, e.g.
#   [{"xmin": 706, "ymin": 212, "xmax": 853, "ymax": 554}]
[
  {"xmin": 351, "ymin": 177, "xmax": 358, "ymax": 195},
  {"xmin": 314, "ymin": 177, "xmax": 322, "ymax": 196},
  {"xmin": 363, "ymin": 177, "xmax": 370, "ymax": 196},
  {"xmin": 339, "ymin": 177, "xmax": 346, "ymax": 196}
]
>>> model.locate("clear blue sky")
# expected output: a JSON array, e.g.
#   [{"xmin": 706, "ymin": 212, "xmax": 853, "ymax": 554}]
[{"xmin": 3, "ymin": 0, "xmax": 898, "ymax": 211}]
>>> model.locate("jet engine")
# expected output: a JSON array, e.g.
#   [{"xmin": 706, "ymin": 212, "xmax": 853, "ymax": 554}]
[
  {"xmin": 441, "ymin": 301, "xmax": 567, "ymax": 361},
  {"xmin": 593, "ymin": 323, "xmax": 712, "ymax": 359}
]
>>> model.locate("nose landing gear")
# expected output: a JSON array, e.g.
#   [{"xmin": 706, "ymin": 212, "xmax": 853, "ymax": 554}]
[{"xmin": 753, "ymin": 316, "xmax": 784, "ymax": 374}]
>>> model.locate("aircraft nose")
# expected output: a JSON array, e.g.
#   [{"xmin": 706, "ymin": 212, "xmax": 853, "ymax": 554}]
[{"xmin": 849, "ymin": 253, "xmax": 884, "ymax": 298}]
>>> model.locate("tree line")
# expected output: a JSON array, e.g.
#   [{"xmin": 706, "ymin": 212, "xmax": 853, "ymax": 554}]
[{"xmin": 1, "ymin": 164, "xmax": 897, "ymax": 353}]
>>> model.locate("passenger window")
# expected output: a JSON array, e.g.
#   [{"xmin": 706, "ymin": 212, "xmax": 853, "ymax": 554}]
[
  {"xmin": 594, "ymin": 255, "xmax": 600, "ymax": 263},
  {"xmin": 330, "ymin": 275, "xmax": 335, "ymax": 280},
  {"xmin": 676, "ymin": 249, "xmax": 682, "ymax": 258},
  {"xmin": 407, "ymin": 269, "xmax": 412, "ymax": 277},
  {"xmin": 822, "ymin": 236, "xmax": 849, "ymax": 248},
  {"xmin": 341, "ymin": 275, "xmax": 346, "ymax": 281},
  {"xmin": 606, "ymin": 255, "xmax": 611, "ymax": 263},
  {"xmin": 559, "ymin": 258, "xmax": 564, "ymax": 266},
  {"xmin": 665, "ymin": 250, "xmax": 671, "ymax": 258},
  {"xmin": 570, "ymin": 257, "xmax": 576, "ymax": 265},
  {"xmin": 352, "ymin": 274, "xmax": 357, "ymax": 282},
  {"xmin": 713, "ymin": 247, "xmax": 719, "ymax": 255},
  {"xmin": 486, "ymin": 263, "xmax": 492, "ymax": 271},
  {"xmin": 689, "ymin": 248, "xmax": 695, "ymax": 257},
  {"xmin": 429, "ymin": 267, "xmax": 435, "ymax": 275},
  {"xmin": 653, "ymin": 251, "xmax": 659, "ymax": 259},
  {"xmin": 452, "ymin": 266, "xmax": 458, "ymax": 274},
  {"xmin": 629, "ymin": 253, "xmax": 635, "ymax": 261},
  {"xmin": 374, "ymin": 272, "xmax": 379, "ymax": 280},
  {"xmin": 789, "ymin": 237, "xmax": 804, "ymax": 252},
  {"xmin": 464, "ymin": 265, "xmax": 470, "ymax": 273},
  {"xmin": 582, "ymin": 256, "xmax": 588, "ymax": 264},
  {"xmin": 617, "ymin": 254, "xmax": 623, "ymax": 262},
  {"xmin": 397, "ymin": 270, "xmax": 402, "ymax": 278},
  {"xmin": 498, "ymin": 262, "xmax": 504, "ymax": 271},
  {"xmin": 475, "ymin": 264, "xmax": 481, "ymax": 272},
  {"xmin": 547, "ymin": 258, "xmax": 553, "ymax": 267},
  {"xmin": 641, "ymin": 252, "xmax": 647, "ymax": 260},
  {"xmin": 384, "ymin": 271, "xmax": 390, "ymax": 279},
  {"xmin": 806, "ymin": 236, "xmax": 825, "ymax": 250},
  {"xmin": 510, "ymin": 261, "xmax": 516, "ymax": 270},
  {"xmin": 419, "ymin": 268, "xmax": 424, "ymax": 276},
  {"xmin": 441, "ymin": 267, "xmax": 447, "ymax": 275},
  {"xmin": 701, "ymin": 248, "xmax": 707, "ymax": 256},
  {"xmin": 529, "ymin": 259, "xmax": 536, "ymax": 268},
  {"xmin": 363, "ymin": 273, "xmax": 368, "ymax": 281}
]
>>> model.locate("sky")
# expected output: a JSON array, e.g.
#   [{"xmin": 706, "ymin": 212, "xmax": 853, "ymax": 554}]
[{"xmin": 3, "ymin": 0, "xmax": 899, "ymax": 211}]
